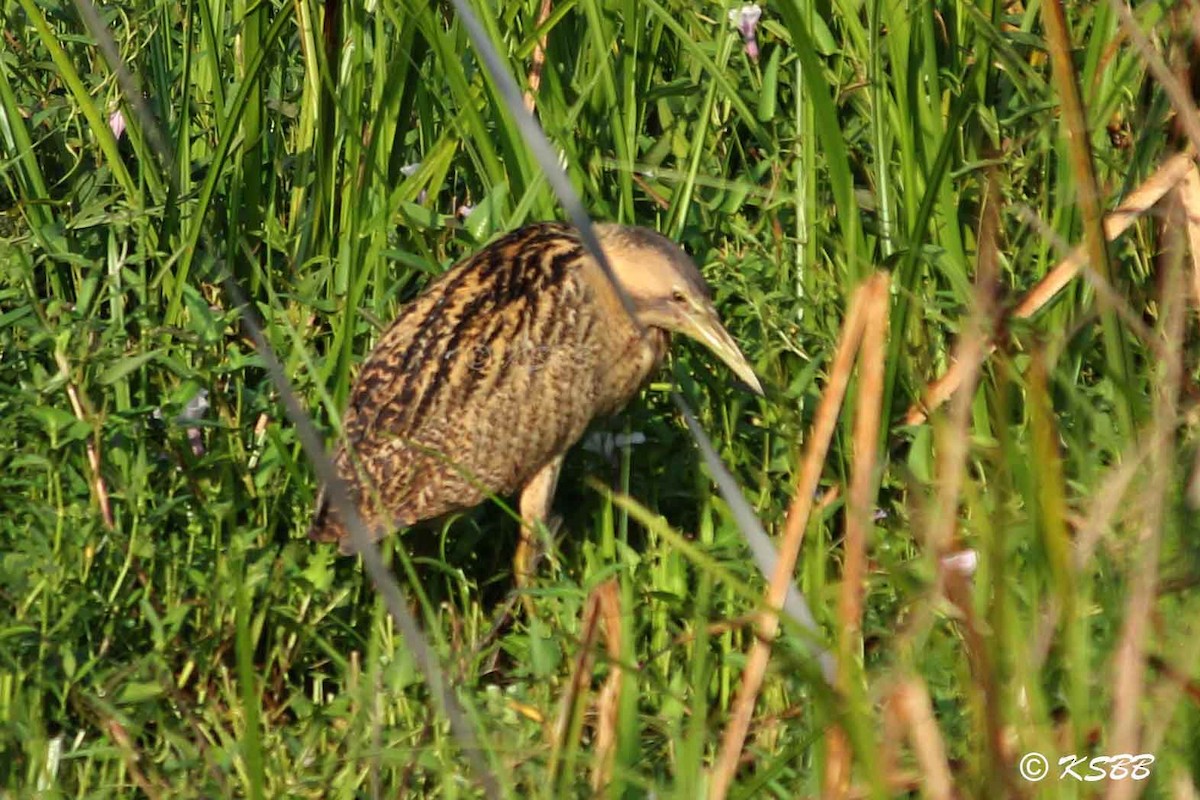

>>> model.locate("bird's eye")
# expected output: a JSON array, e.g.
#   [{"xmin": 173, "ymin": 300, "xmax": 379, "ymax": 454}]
[{"xmin": 671, "ymin": 289, "xmax": 686, "ymax": 303}]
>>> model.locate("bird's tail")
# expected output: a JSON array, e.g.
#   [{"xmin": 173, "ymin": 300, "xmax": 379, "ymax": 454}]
[
  {"xmin": 307, "ymin": 446, "xmax": 392, "ymax": 555},
  {"xmin": 306, "ymin": 483, "xmax": 345, "ymax": 544},
  {"xmin": 308, "ymin": 442, "xmax": 353, "ymax": 549}
]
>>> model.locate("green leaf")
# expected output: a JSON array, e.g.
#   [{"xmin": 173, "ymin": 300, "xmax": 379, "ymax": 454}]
[
  {"xmin": 99, "ymin": 352, "xmax": 157, "ymax": 385},
  {"xmin": 757, "ymin": 44, "xmax": 782, "ymax": 122},
  {"xmin": 30, "ymin": 406, "xmax": 90, "ymax": 445},
  {"xmin": 119, "ymin": 681, "xmax": 164, "ymax": 704}
]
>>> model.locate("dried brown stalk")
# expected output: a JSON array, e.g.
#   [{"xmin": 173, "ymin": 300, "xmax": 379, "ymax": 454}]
[
  {"xmin": 589, "ymin": 580, "xmax": 623, "ymax": 793},
  {"xmin": 823, "ymin": 270, "xmax": 890, "ymax": 798},
  {"xmin": 549, "ymin": 578, "xmax": 622, "ymax": 792},
  {"xmin": 888, "ymin": 679, "xmax": 954, "ymax": 800},
  {"xmin": 709, "ymin": 273, "xmax": 890, "ymax": 800},
  {"xmin": 55, "ymin": 352, "xmax": 114, "ymax": 529},
  {"xmin": 523, "ymin": 0, "xmax": 554, "ymax": 112}
]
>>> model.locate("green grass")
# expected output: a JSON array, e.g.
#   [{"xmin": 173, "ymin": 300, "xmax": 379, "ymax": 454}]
[{"xmin": 2, "ymin": 0, "xmax": 1199, "ymax": 796}]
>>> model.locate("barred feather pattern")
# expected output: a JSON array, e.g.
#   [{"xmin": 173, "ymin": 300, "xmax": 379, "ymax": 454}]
[{"xmin": 308, "ymin": 223, "xmax": 669, "ymax": 550}]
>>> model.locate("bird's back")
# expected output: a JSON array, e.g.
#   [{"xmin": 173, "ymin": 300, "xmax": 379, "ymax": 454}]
[{"xmin": 308, "ymin": 223, "xmax": 667, "ymax": 547}]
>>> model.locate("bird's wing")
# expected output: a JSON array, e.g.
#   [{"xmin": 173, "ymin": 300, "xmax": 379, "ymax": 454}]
[{"xmin": 337, "ymin": 223, "xmax": 603, "ymax": 524}]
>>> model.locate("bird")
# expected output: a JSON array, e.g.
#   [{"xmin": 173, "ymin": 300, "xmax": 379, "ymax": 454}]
[{"xmin": 307, "ymin": 221, "xmax": 763, "ymax": 592}]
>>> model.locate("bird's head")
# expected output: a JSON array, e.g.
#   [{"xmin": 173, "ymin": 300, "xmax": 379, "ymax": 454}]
[{"xmin": 595, "ymin": 224, "xmax": 764, "ymax": 396}]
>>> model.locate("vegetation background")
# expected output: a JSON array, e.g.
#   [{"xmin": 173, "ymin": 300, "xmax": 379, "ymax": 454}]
[{"xmin": 2, "ymin": 0, "xmax": 1199, "ymax": 796}]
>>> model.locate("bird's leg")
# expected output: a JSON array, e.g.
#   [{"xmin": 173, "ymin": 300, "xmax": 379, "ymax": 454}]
[{"xmin": 516, "ymin": 455, "xmax": 565, "ymax": 609}]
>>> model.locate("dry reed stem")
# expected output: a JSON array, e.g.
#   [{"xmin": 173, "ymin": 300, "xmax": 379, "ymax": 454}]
[
  {"xmin": 1106, "ymin": 183, "xmax": 1187, "ymax": 800},
  {"xmin": 944, "ymin": 559, "xmax": 1015, "ymax": 796},
  {"xmin": 632, "ymin": 172, "xmax": 671, "ymax": 209},
  {"xmin": 551, "ymin": 584, "xmax": 604, "ymax": 758},
  {"xmin": 55, "ymin": 352, "xmax": 114, "ymax": 529},
  {"xmin": 1173, "ymin": 775, "xmax": 1200, "ymax": 800},
  {"xmin": 589, "ymin": 580, "xmax": 623, "ymax": 793},
  {"xmin": 708, "ymin": 273, "xmax": 888, "ymax": 800},
  {"xmin": 1181, "ymin": 165, "xmax": 1200, "ymax": 507},
  {"xmin": 889, "ymin": 679, "xmax": 954, "ymax": 800},
  {"xmin": 839, "ymin": 272, "xmax": 888, "ymax": 645},
  {"xmin": 822, "ymin": 725, "xmax": 853, "ymax": 799},
  {"xmin": 523, "ymin": 0, "xmax": 553, "ymax": 112},
  {"xmin": 879, "ymin": 681, "xmax": 905, "ymax": 794},
  {"xmin": 103, "ymin": 717, "xmax": 164, "ymax": 800},
  {"xmin": 906, "ymin": 151, "xmax": 1196, "ymax": 426},
  {"xmin": 1185, "ymin": 166, "xmax": 1200, "ymax": 335},
  {"xmin": 823, "ymin": 272, "xmax": 891, "ymax": 798},
  {"xmin": 550, "ymin": 578, "xmax": 621, "ymax": 790},
  {"xmin": 247, "ymin": 411, "xmax": 270, "ymax": 470}
]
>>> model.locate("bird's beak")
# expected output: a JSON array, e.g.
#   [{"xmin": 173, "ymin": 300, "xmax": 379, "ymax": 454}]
[{"xmin": 679, "ymin": 304, "xmax": 765, "ymax": 396}]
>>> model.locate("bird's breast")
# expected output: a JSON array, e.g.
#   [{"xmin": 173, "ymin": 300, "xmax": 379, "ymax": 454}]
[{"xmin": 591, "ymin": 326, "xmax": 669, "ymax": 416}]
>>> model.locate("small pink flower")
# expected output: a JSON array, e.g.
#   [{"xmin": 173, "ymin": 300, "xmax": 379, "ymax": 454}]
[
  {"xmin": 180, "ymin": 389, "xmax": 210, "ymax": 457},
  {"xmin": 108, "ymin": 107, "xmax": 126, "ymax": 140},
  {"xmin": 941, "ymin": 549, "xmax": 978, "ymax": 578},
  {"xmin": 729, "ymin": 4, "xmax": 762, "ymax": 62}
]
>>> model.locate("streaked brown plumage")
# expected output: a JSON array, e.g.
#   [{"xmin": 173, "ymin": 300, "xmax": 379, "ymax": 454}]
[{"xmin": 308, "ymin": 222, "xmax": 761, "ymax": 583}]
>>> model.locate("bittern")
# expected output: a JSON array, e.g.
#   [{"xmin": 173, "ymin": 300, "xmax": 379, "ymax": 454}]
[{"xmin": 308, "ymin": 222, "xmax": 762, "ymax": 588}]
